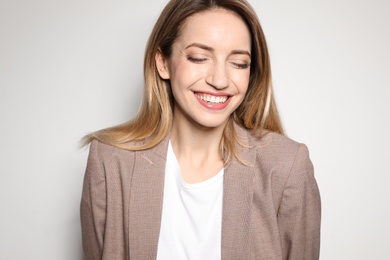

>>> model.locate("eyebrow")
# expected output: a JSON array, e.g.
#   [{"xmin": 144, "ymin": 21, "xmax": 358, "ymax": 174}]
[{"xmin": 185, "ymin": 43, "xmax": 251, "ymax": 57}]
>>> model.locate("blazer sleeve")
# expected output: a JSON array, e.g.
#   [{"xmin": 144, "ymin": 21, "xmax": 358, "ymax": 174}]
[
  {"xmin": 277, "ymin": 144, "xmax": 321, "ymax": 260},
  {"xmin": 80, "ymin": 140, "xmax": 107, "ymax": 260}
]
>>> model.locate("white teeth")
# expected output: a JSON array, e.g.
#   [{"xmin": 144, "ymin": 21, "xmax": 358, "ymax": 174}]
[{"xmin": 196, "ymin": 94, "xmax": 228, "ymax": 104}]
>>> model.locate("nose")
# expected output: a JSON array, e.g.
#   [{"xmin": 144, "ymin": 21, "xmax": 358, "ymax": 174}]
[{"xmin": 205, "ymin": 62, "xmax": 229, "ymax": 89}]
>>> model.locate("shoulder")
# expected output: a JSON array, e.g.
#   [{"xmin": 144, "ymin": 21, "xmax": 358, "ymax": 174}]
[
  {"xmin": 237, "ymin": 127, "xmax": 310, "ymax": 166},
  {"xmin": 254, "ymin": 132, "xmax": 311, "ymax": 176},
  {"xmin": 87, "ymin": 139, "xmax": 140, "ymax": 168},
  {"xmin": 237, "ymin": 128, "xmax": 318, "ymax": 214},
  {"xmin": 88, "ymin": 137, "xmax": 169, "ymax": 165},
  {"xmin": 236, "ymin": 127, "xmax": 314, "ymax": 190},
  {"xmin": 89, "ymin": 139, "xmax": 134, "ymax": 157},
  {"xmin": 257, "ymin": 131, "xmax": 307, "ymax": 158}
]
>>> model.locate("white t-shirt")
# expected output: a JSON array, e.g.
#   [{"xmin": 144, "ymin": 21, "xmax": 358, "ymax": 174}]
[{"xmin": 156, "ymin": 142, "xmax": 224, "ymax": 260}]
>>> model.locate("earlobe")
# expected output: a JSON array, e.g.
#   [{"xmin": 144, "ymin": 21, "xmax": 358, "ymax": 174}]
[{"xmin": 155, "ymin": 50, "xmax": 170, "ymax": 79}]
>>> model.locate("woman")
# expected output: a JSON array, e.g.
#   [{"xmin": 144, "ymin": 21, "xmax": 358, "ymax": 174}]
[{"xmin": 80, "ymin": 0, "xmax": 321, "ymax": 259}]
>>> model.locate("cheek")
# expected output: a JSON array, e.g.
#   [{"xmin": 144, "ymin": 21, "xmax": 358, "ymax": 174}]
[
  {"xmin": 168, "ymin": 62, "xmax": 203, "ymax": 102},
  {"xmin": 169, "ymin": 60, "xmax": 205, "ymax": 85},
  {"xmin": 231, "ymin": 70, "xmax": 251, "ymax": 93}
]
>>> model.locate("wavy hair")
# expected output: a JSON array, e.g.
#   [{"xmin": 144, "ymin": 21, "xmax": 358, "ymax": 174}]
[{"xmin": 82, "ymin": 0, "xmax": 284, "ymax": 162}]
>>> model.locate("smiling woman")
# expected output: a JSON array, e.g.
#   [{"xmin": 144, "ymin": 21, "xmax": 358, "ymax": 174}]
[
  {"xmin": 155, "ymin": 8, "xmax": 251, "ymax": 147},
  {"xmin": 156, "ymin": 7, "xmax": 252, "ymax": 187},
  {"xmin": 80, "ymin": 0, "xmax": 321, "ymax": 259}
]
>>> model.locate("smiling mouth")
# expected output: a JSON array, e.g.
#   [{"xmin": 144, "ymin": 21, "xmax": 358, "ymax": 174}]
[{"xmin": 195, "ymin": 93, "xmax": 229, "ymax": 104}]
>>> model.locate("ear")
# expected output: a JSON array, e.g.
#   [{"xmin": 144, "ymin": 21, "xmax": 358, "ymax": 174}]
[{"xmin": 155, "ymin": 50, "xmax": 170, "ymax": 79}]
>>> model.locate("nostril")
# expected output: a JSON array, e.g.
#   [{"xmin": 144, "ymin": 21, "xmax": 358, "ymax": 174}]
[{"xmin": 205, "ymin": 71, "xmax": 229, "ymax": 90}]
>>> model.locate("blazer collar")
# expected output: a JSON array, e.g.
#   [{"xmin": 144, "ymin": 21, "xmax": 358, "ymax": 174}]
[{"xmin": 127, "ymin": 127, "xmax": 256, "ymax": 259}]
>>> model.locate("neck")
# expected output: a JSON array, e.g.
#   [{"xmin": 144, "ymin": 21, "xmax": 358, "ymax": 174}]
[
  {"xmin": 169, "ymin": 108, "xmax": 229, "ymax": 183},
  {"xmin": 170, "ymin": 116, "xmax": 226, "ymax": 166}
]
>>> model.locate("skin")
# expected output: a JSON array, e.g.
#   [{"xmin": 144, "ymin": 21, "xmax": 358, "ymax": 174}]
[{"xmin": 156, "ymin": 8, "xmax": 251, "ymax": 183}]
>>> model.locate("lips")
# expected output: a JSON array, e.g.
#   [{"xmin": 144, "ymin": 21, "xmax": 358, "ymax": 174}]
[
  {"xmin": 195, "ymin": 93, "xmax": 228, "ymax": 104},
  {"xmin": 194, "ymin": 92, "xmax": 231, "ymax": 110}
]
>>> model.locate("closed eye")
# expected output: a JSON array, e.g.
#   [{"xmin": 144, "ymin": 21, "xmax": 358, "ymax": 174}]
[
  {"xmin": 187, "ymin": 56, "xmax": 207, "ymax": 63},
  {"xmin": 232, "ymin": 62, "xmax": 250, "ymax": 69}
]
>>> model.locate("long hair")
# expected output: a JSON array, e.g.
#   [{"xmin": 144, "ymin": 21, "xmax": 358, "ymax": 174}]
[{"xmin": 82, "ymin": 0, "xmax": 284, "ymax": 162}]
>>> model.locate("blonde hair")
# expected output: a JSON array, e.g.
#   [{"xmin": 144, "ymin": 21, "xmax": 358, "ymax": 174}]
[{"xmin": 82, "ymin": 0, "xmax": 284, "ymax": 162}]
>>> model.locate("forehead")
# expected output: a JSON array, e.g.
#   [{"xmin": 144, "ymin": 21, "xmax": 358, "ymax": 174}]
[{"xmin": 176, "ymin": 8, "xmax": 251, "ymax": 50}]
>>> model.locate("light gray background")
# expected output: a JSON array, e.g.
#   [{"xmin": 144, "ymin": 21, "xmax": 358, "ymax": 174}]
[{"xmin": 0, "ymin": 0, "xmax": 389, "ymax": 259}]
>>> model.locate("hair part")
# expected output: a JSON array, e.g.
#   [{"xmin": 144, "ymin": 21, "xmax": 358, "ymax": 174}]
[{"xmin": 82, "ymin": 0, "xmax": 284, "ymax": 163}]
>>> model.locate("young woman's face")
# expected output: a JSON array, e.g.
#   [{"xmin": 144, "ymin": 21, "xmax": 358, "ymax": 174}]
[{"xmin": 157, "ymin": 8, "xmax": 251, "ymax": 130}]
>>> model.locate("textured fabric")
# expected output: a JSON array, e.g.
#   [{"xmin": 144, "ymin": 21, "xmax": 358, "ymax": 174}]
[
  {"xmin": 80, "ymin": 125, "xmax": 321, "ymax": 260},
  {"xmin": 156, "ymin": 141, "xmax": 223, "ymax": 259}
]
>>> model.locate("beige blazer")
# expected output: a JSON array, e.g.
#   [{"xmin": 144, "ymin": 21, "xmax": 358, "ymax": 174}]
[{"xmin": 80, "ymin": 126, "xmax": 321, "ymax": 260}]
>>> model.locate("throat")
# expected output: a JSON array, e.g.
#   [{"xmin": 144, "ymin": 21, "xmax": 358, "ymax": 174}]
[
  {"xmin": 169, "ymin": 138, "xmax": 224, "ymax": 184},
  {"xmin": 177, "ymin": 156, "xmax": 224, "ymax": 184}
]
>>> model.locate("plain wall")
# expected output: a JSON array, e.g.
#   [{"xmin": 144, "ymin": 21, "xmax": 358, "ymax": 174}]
[{"xmin": 0, "ymin": 0, "xmax": 389, "ymax": 259}]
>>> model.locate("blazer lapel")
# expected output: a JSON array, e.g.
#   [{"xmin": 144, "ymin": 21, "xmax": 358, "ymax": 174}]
[
  {"xmin": 221, "ymin": 127, "xmax": 257, "ymax": 260},
  {"xmin": 128, "ymin": 137, "xmax": 169, "ymax": 259}
]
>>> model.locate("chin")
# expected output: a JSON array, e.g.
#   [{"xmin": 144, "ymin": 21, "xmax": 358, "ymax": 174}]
[{"xmin": 193, "ymin": 117, "xmax": 230, "ymax": 130}]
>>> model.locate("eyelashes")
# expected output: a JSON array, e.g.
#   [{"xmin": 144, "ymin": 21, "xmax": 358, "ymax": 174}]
[
  {"xmin": 186, "ymin": 56, "xmax": 250, "ymax": 69},
  {"xmin": 187, "ymin": 56, "xmax": 207, "ymax": 64},
  {"xmin": 233, "ymin": 63, "xmax": 250, "ymax": 69}
]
